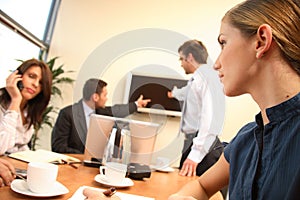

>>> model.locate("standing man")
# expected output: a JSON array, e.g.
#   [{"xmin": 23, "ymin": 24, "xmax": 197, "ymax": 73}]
[
  {"xmin": 168, "ymin": 40, "xmax": 225, "ymax": 177},
  {"xmin": 51, "ymin": 78, "xmax": 150, "ymax": 154}
]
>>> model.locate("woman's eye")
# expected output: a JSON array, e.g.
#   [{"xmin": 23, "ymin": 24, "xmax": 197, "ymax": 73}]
[{"xmin": 29, "ymin": 74, "xmax": 38, "ymax": 79}]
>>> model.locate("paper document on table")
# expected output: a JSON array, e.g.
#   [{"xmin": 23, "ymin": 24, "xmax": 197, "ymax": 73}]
[
  {"xmin": 69, "ymin": 186, "xmax": 155, "ymax": 200},
  {"xmin": 8, "ymin": 149, "xmax": 81, "ymax": 163}
]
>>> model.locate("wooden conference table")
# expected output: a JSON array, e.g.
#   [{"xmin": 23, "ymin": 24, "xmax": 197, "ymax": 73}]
[{"xmin": 0, "ymin": 154, "xmax": 223, "ymax": 200}]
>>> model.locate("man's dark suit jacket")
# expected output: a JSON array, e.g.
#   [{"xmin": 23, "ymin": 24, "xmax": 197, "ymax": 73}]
[{"xmin": 51, "ymin": 99, "xmax": 137, "ymax": 154}]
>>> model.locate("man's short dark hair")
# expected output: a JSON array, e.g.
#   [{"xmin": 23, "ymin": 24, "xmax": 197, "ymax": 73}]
[
  {"xmin": 178, "ymin": 40, "xmax": 208, "ymax": 64},
  {"xmin": 82, "ymin": 78, "xmax": 107, "ymax": 100}
]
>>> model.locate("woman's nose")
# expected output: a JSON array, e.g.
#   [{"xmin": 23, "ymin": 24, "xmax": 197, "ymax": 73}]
[
  {"xmin": 213, "ymin": 63, "xmax": 219, "ymax": 71},
  {"xmin": 32, "ymin": 79, "xmax": 40, "ymax": 88}
]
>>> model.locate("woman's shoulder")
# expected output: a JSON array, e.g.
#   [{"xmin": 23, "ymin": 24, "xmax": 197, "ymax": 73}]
[
  {"xmin": 224, "ymin": 121, "xmax": 257, "ymax": 162},
  {"xmin": 238, "ymin": 121, "xmax": 257, "ymax": 134},
  {"xmin": 226, "ymin": 122, "xmax": 257, "ymax": 149}
]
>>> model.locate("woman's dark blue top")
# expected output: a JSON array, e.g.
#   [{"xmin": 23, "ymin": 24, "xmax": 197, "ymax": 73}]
[{"xmin": 224, "ymin": 93, "xmax": 300, "ymax": 200}]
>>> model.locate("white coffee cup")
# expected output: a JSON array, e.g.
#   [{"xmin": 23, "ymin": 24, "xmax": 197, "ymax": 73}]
[
  {"xmin": 156, "ymin": 156, "xmax": 170, "ymax": 169},
  {"xmin": 27, "ymin": 162, "xmax": 58, "ymax": 193},
  {"xmin": 100, "ymin": 162, "xmax": 127, "ymax": 184}
]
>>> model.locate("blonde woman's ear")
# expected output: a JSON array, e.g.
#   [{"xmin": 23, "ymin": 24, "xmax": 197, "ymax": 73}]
[{"xmin": 255, "ymin": 24, "xmax": 273, "ymax": 58}]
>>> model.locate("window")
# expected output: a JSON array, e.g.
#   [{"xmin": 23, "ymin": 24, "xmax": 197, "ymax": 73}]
[{"xmin": 0, "ymin": 0, "xmax": 57, "ymax": 87}]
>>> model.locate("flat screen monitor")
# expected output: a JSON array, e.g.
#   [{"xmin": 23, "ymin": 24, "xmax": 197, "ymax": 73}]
[
  {"xmin": 124, "ymin": 73, "xmax": 188, "ymax": 117},
  {"xmin": 84, "ymin": 114, "xmax": 160, "ymax": 166}
]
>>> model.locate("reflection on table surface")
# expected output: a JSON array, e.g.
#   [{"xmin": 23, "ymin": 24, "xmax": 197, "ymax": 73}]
[{"xmin": 0, "ymin": 154, "xmax": 223, "ymax": 200}]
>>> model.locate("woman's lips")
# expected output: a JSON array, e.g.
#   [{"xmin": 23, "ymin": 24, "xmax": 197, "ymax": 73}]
[
  {"xmin": 218, "ymin": 73, "xmax": 224, "ymax": 81},
  {"xmin": 26, "ymin": 88, "xmax": 36, "ymax": 94}
]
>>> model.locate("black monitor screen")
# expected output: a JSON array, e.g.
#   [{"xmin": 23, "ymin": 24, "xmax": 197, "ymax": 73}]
[{"xmin": 127, "ymin": 74, "xmax": 187, "ymax": 112}]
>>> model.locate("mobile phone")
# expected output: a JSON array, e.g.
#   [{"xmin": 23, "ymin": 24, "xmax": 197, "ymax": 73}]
[
  {"xmin": 16, "ymin": 71, "xmax": 24, "ymax": 91},
  {"xmin": 17, "ymin": 81, "xmax": 24, "ymax": 91},
  {"xmin": 83, "ymin": 157, "xmax": 102, "ymax": 168}
]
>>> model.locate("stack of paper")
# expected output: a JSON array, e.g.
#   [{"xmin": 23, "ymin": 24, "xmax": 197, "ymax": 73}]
[
  {"xmin": 8, "ymin": 149, "xmax": 81, "ymax": 163},
  {"xmin": 69, "ymin": 186, "xmax": 155, "ymax": 200}
]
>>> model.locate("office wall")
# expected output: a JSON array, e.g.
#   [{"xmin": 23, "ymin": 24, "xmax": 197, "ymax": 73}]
[{"xmin": 37, "ymin": 0, "xmax": 259, "ymax": 153}]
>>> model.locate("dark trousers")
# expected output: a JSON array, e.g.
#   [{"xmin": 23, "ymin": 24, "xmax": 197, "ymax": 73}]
[
  {"xmin": 179, "ymin": 134, "xmax": 228, "ymax": 198},
  {"xmin": 179, "ymin": 133, "xmax": 224, "ymax": 176}
]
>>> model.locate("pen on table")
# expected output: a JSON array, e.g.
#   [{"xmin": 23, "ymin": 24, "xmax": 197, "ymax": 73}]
[
  {"xmin": 61, "ymin": 159, "xmax": 80, "ymax": 169},
  {"xmin": 103, "ymin": 187, "xmax": 117, "ymax": 197}
]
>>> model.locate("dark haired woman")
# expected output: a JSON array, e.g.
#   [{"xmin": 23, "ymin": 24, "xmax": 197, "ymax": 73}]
[{"xmin": 0, "ymin": 58, "xmax": 52, "ymax": 155}]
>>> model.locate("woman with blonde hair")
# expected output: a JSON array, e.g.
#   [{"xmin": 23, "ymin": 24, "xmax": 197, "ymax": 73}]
[{"xmin": 169, "ymin": 0, "xmax": 300, "ymax": 199}]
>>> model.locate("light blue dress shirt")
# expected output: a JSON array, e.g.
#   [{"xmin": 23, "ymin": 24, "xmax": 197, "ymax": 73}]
[{"xmin": 82, "ymin": 101, "xmax": 94, "ymax": 130}]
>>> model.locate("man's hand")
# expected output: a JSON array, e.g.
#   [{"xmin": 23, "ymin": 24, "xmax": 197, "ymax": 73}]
[
  {"xmin": 5, "ymin": 70, "xmax": 22, "ymax": 111},
  {"xmin": 136, "ymin": 95, "xmax": 151, "ymax": 108},
  {"xmin": 167, "ymin": 91, "xmax": 173, "ymax": 98},
  {"xmin": 179, "ymin": 158, "xmax": 197, "ymax": 177}
]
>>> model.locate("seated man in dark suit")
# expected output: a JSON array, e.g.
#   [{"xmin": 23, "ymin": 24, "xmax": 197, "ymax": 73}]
[{"xmin": 51, "ymin": 78, "xmax": 150, "ymax": 154}]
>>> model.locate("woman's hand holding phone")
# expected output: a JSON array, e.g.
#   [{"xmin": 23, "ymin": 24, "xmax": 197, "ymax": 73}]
[{"xmin": 6, "ymin": 70, "xmax": 23, "ymax": 111}]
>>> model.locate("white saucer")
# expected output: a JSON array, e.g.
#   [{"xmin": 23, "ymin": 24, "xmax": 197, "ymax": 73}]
[
  {"xmin": 94, "ymin": 174, "xmax": 134, "ymax": 188},
  {"xmin": 150, "ymin": 165, "xmax": 175, "ymax": 172},
  {"xmin": 10, "ymin": 179, "xmax": 69, "ymax": 197}
]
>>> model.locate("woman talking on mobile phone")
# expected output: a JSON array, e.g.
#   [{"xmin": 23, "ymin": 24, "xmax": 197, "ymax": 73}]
[{"xmin": 0, "ymin": 58, "xmax": 52, "ymax": 155}]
